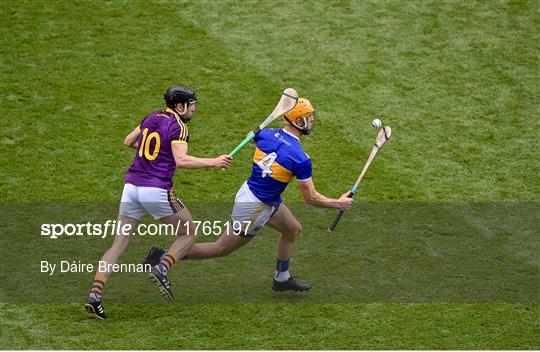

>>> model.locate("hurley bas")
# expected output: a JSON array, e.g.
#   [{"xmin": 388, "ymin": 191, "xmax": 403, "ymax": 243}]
[{"xmin": 40, "ymin": 260, "xmax": 151, "ymax": 276}]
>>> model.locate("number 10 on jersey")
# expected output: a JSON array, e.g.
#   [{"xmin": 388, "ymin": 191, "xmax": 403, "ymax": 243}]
[{"xmin": 139, "ymin": 128, "xmax": 160, "ymax": 160}]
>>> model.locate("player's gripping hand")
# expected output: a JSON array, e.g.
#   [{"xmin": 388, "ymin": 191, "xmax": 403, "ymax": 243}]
[
  {"xmin": 337, "ymin": 192, "xmax": 354, "ymax": 211},
  {"xmin": 214, "ymin": 154, "xmax": 233, "ymax": 168}
]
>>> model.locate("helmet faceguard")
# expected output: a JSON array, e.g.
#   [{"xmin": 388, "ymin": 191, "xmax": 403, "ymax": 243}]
[
  {"xmin": 294, "ymin": 114, "xmax": 314, "ymax": 135},
  {"xmin": 283, "ymin": 98, "xmax": 315, "ymax": 135}
]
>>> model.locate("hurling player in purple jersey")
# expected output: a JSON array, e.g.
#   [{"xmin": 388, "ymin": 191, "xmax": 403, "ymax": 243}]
[
  {"xmin": 84, "ymin": 86, "xmax": 232, "ymax": 319},
  {"xmin": 144, "ymin": 98, "xmax": 353, "ymax": 293}
]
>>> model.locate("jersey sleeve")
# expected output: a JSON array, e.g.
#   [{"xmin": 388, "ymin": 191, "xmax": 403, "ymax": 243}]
[
  {"xmin": 293, "ymin": 159, "xmax": 312, "ymax": 181},
  {"xmin": 253, "ymin": 128, "xmax": 270, "ymax": 142},
  {"xmin": 169, "ymin": 121, "xmax": 189, "ymax": 144}
]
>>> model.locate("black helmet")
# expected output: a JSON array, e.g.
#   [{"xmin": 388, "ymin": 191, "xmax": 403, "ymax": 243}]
[{"xmin": 164, "ymin": 85, "xmax": 197, "ymax": 108}]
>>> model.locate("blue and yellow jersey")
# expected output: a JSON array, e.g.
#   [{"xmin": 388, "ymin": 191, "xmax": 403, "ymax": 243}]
[{"xmin": 247, "ymin": 128, "xmax": 312, "ymax": 204}]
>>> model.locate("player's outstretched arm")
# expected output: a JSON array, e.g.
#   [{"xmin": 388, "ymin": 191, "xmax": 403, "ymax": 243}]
[
  {"xmin": 298, "ymin": 179, "xmax": 353, "ymax": 211},
  {"xmin": 172, "ymin": 143, "xmax": 232, "ymax": 169},
  {"xmin": 124, "ymin": 126, "xmax": 141, "ymax": 148}
]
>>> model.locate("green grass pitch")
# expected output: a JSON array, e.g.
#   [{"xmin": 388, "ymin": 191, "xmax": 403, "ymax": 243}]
[{"xmin": 1, "ymin": 0, "xmax": 538, "ymax": 349}]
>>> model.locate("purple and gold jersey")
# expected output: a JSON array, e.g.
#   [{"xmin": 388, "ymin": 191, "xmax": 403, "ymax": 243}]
[
  {"xmin": 247, "ymin": 128, "xmax": 312, "ymax": 204},
  {"xmin": 125, "ymin": 108, "xmax": 188, "ymax": 189}
]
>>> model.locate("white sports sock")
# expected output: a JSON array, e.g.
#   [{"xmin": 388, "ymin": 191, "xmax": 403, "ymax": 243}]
[{"xmin": 274, "ymin": 270, "xmax": 291, "ymax": 282}]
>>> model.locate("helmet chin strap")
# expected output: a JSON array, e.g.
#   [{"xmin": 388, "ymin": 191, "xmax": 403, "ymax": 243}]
[
  {"xmin": 173, "ymin": 103, "xmax": 191, "ymax": 122},
  {"xmin": 289, "ymin": 116, "xmax": 312, "ymax": 135},
  {"xmin": 301, "ymin": 116, "xmax": 314, "ymax": 135}
]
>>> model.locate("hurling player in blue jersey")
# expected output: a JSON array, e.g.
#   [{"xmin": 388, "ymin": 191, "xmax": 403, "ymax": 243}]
[{"xmin": 145, "ymin": 98, "xmax": 353, "ymax": 292}]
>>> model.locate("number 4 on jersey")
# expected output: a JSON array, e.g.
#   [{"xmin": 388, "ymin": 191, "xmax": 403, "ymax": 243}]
[{"xmin": 256, "ymin": 152, "xmax": 277, "ymax": 177}]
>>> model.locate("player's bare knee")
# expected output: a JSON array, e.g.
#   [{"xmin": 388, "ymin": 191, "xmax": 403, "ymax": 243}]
[
  {"xmin": 291, "ymin": 222, "xmax": 302, "ymax": 238},
  {"xmin": 175, "ymin": 226, "xmax": 188, "ymax": 237},
  {"xmin": 183, "ymin": 220, "xmax": 199, "ymax": 236},
  {"xmin": 172, "ymin": 220, "xmax": 190, "ymax": 237}
]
